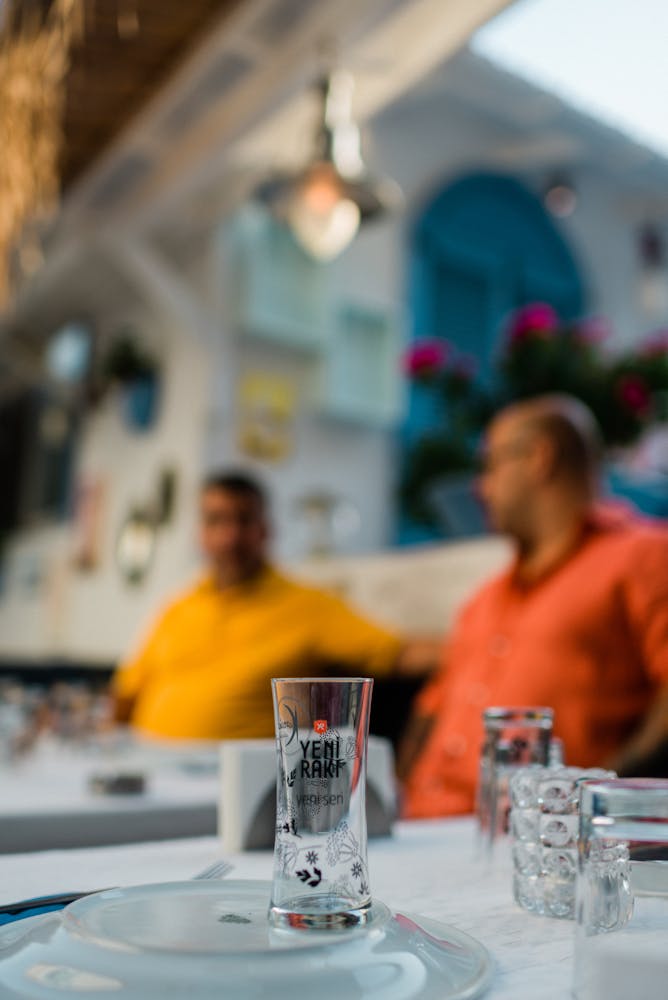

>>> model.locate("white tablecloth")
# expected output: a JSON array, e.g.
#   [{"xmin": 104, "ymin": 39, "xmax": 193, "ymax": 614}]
[
  {"xmin": 0, "ymin": 818, "xmax": 574, "ymax": 998},
  {"xmin": 0, "ymin": 738, "xmax": 219, "ymax": 851}
]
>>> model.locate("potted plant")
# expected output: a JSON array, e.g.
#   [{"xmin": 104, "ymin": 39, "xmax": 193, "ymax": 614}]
[
  {"xmin": 101, "ymin": 331, "xmax": 160, "ymax": 432},
  {"xmin": 400, "ymin": 339, "xmax": 482, "ymax": 530}
]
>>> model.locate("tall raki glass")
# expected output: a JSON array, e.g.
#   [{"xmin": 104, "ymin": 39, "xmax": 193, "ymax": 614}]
[
  {"xmin": 269, "ymin": 677, "xmax": 373, "ymax": 930},
  {"xmin": 477, "ymin": 706, "xmax": 553, "ymax": 854},
  {"xmin": 575, "ymin": 778, "xmax": 668, "ymax": 999}
]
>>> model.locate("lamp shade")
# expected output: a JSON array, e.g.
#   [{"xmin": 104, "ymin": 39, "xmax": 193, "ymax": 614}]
[{"xmin": 254, "ymin": 73, "xmax": 402, "ymax": 260}]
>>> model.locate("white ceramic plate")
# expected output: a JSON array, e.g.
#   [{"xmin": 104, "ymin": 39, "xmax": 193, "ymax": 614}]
[{"xmin": 0, "ymin": 880, "xmax": 492, "ymax": 999}]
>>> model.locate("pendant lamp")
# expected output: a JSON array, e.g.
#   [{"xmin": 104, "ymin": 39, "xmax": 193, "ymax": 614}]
[{"xmin": 255, "ymin": 71, "xmax": 402, "ymax": 260}]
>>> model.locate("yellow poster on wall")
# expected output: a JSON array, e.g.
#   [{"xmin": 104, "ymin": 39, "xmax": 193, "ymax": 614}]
[{"xmin": 237, "ymin": 372, "xmax": 296, "ymax": 462}]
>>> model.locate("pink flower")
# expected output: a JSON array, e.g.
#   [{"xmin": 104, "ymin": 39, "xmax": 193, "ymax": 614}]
[
  {"xmin": 616, "ymin": 374, "xmax": 651, "ymax": 415},
  {"xmin": 403, "ymin": 339, "xmax": 448, "ymax": 378},
  {"xmin": 507, "ymin": 302, "xmax": 559, "ymax": 344},
  {"xmin": 576, "ymin": 315, "xmax": 611, "ymax": 345}
]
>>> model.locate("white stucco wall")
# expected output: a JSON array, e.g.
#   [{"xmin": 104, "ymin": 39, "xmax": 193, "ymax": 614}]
[{"xmin": 0, "ymin": 306, "xmax": 210, "ymax": 661}]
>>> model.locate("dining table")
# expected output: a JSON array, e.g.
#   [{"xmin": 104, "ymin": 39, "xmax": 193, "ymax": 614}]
[
  {"xmin": 0, "ymin": 816, "xmax": 574, "ymax": 998},
  {"xmin": 0, "ymin": 735, "xmax": 220, "ymax": 852}
]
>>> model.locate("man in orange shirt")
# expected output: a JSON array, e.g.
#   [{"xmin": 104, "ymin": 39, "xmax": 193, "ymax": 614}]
[
  {"xmin": 114, "ymin": 472, "xmax": 436, "ymax": 740},
  {"xmin": 402, "ymin": 395, "xmax": 668, "ymax": 818}
]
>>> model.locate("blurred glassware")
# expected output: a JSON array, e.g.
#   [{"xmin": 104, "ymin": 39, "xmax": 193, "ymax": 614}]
[
  {"xmin": 46, "ymin": 682, "xmax": 116, "ymax": 745},
  {"xmin": 548, "ymin": 737, "xmax": 565, "ymax": 767},
  {"xmin": 510, "ymin": 765, "xmax": 615, "ymax": 919},
  {"xmin": 477, "ymin": 707, "xmax": 553, "ymax": 855},
  {"xmin": 0, "ymin": 680, "xmax": 42, "ymax": 761},
  {"xmin": 575, "ymin": 778, "xmax": 668, "ymax": 999},
  {"xmin": 0, "ymin": 678, "xmax": 117, "ymax": 763}
]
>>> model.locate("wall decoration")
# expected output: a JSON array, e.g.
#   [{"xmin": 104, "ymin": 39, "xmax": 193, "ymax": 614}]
[
  {"xmin": 154, "ymin": 467, "xmax": 178, "ymax": 526},
  {"xmin": 237, "ymin": 372, "xmax": 296, "ymax": 462},
  {"xmin": 115, "ymin": 506, "xmax": 157, "ymax": 586},
  {"xmin": 293, "ymin": 490, "xmax": 361, "ymax": 559},
  {"xmin": 71, "ymin": 477, "xmax": 106, "ymax": 572}
]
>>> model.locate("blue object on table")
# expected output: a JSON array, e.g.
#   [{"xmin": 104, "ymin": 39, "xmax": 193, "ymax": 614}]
[
  {"xmin": 0, "ymin": 902, "xmax": 66, "ymax": 925},
  {"xmin": 0, "ymin": 890, "xmax": 103, "ymax": 925}
]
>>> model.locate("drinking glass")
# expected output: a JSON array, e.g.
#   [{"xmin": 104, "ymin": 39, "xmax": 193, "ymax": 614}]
[
  {"xmin": 575, "ymin": 778, "xmax": 668, "ymax": 999},
  {"xmin": 477, "ymin": 706, "xmax": 553, "ymax": 854},
  {"xmin": 510, "ymin": 765, "xmax": 614, "ymax": 918},
  {"xmin": 269, "ymin": 677, "xmax": 373, "ymax": 930}
]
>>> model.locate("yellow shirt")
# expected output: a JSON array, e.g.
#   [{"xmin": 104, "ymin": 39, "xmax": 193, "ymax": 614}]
[{"xmin": 114, "ymin": 567, "xmax": 401, "ymax": 739}]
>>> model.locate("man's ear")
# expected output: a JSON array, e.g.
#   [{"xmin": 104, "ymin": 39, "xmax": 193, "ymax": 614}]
[{"xmin": 530, "ymin": 434, "xmax": 558, "ymax": 483}]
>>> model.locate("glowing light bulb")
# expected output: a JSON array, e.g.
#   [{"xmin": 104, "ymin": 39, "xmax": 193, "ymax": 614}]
[{"xmin": 287, "ymin": 166, "xmax": 360, "ymax": 260}]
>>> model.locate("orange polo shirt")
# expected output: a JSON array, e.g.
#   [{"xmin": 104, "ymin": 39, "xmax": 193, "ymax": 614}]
[
  {"xmin": 114, "ymin": 566, "xmax": 400, "ymax": 740},
  {"xmin": 403, "ymin": 510, "xmax": 668, "ymax": 819}
]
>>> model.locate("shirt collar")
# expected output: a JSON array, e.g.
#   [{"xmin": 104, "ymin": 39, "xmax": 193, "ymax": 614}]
[
  {"xmin": 197, "ymin": 563, "xmax": 282, "ymax": 599},
  {"xmin": 507, "ymin": 502, "xmax": 632, "ymax": 590}
]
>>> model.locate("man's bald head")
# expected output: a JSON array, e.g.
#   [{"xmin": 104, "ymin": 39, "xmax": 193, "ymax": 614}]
[
  {"xmin": 479, "ymin": 395, "xmax": 602, "ymax": 540},
  {"xmin": 492, "ymin": 395, "xmax": 602, "ymax": 488}
]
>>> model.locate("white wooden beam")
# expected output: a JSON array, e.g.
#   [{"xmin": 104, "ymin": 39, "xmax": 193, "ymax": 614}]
[{"xmin": 99, "ymin": 236, "xmax": 219, "ymax": 345}]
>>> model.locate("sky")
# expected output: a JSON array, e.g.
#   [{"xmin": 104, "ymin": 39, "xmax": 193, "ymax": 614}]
[{"xmin": 472, "ymin": 0, "xmax": 668, "ymax": 158}]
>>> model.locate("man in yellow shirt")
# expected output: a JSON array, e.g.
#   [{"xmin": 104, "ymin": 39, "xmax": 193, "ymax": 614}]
[{"xmin": 114, "ymin": 472, "xmax": 429, "ymax": 740}]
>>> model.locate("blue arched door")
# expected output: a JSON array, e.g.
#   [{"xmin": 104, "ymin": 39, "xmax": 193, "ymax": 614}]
[{"xmin": 401, "ymin": 172, "xmax": 585, "ymax": 543}]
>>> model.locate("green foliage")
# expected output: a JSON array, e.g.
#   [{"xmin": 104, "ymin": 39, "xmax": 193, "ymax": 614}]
[
  {"xmin": 400, "ymin": 434, "xmax": 476, "ymax": 528},
  {"xmin": 101, "ymin": 331, "xmax": 157, "ymax": 383}
]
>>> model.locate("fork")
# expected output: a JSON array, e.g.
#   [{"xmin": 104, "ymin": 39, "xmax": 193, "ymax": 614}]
[{"xmin": 191, "ymin": 858, "xmax": 235, "ymax": 880}]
